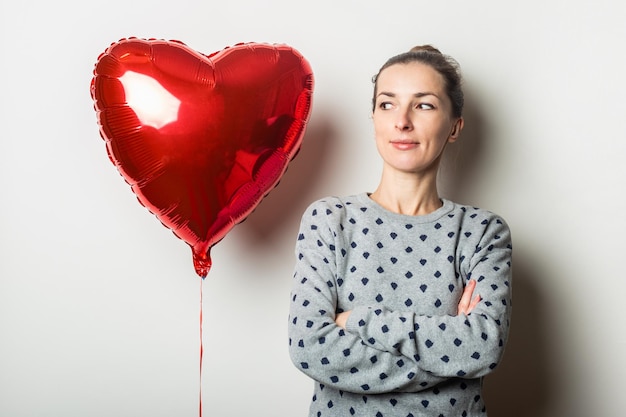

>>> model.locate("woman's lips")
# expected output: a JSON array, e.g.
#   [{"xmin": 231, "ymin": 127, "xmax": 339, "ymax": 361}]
[{"xmin": 390, "ymin": 140, "xmax": 419, "ymax": 150}]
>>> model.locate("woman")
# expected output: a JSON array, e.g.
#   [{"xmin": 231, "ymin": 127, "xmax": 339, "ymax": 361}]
[{"xmin": 288, "ymin": 45, "xmax": 512, "ymax": 417}]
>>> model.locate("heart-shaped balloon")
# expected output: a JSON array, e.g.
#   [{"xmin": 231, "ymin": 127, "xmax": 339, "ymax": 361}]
[{"xmin": 90, "ymin": 38, "xmax": 314, "ymax": 278}]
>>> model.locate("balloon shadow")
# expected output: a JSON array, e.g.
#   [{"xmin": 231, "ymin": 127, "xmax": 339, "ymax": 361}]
[
  {"xmin": 483, "ymin": 248, "xmax": 555, "ymax": 416},
  {"xmin": 234, "ymin": 110, "xmax": 339, "ymax": 247}
]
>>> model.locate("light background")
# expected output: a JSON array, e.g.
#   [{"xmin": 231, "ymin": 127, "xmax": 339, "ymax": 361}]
[{"xmin": 1, "ymin": 1, "xmax": 625, "ymax": 416}]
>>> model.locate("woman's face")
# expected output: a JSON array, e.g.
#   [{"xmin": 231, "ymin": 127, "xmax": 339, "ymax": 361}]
[{"xmin": 372, "ymin": 62, "xmax": 463, "ymax": 177}]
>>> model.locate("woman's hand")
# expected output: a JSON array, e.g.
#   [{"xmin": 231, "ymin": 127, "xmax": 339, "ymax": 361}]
[
  {"xmin": 457, "ymin": 279, "xmax": 481, "ymax": 316},
  {"xmin": 335, "ymin": 311, "xmax": 351, "ymax": 329}
]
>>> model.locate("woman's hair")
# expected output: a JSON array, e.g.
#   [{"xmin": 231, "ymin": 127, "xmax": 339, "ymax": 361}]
[{"xmin": 372, "ymin": 45, "xmax": 464, "ymax": 118}]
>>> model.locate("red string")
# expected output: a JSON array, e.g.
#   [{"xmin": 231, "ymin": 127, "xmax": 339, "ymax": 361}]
[{"xmin": 199, "ymin": 278, "xmax": 204, "ymax": 417}]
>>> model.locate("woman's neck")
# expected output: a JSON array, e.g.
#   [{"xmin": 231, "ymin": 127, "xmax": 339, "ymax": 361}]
[{"xmin": 370, "ymin": 170, "xmax": 441, "ymax": 216}]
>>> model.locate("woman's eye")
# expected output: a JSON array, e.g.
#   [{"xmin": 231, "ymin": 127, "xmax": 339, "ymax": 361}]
[
  {"xmin": 417, "ymin": 103, "xmax": 435, "ymax": 110},
  {"xmin": 379, "ymin": 102, "xmax": 393, "ymax": 110}
]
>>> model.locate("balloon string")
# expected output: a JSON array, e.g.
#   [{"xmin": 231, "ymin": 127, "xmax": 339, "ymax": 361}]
[{"xmin": 199, "ymin": 278, "xmax": 204, "ymax": 417}]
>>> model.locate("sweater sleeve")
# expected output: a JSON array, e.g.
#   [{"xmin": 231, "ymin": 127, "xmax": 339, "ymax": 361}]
[
  {"xmin": 344, "ymin": 214, "xmax": 513, "ymax": 379},
  {"xmin": 288, "ymin": 200, "xmax": 447, "ymax": 394}
]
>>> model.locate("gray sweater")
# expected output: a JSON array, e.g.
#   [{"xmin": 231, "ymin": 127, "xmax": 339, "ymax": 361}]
[{"xmin": 288, "ymin": 193, "xmax": 512, "ymax": 417}]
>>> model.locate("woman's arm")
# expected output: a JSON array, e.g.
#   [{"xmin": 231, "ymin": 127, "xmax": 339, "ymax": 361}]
[
  {"xmin": 335, "ymin": 279, "xmax": 481, "ymax": 328},
  {"xmin": 339, "ymin": 215, "xmax": 512, "ymax": 380}
]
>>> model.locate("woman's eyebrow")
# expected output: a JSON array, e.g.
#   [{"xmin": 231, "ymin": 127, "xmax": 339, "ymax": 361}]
[
  {"xmin": 414, "ymin": 91, "xmax": 439, "ymax": 99},
  {"xmin": 376, "ymin": 91, "xmax": 440, "ymax": 99}
]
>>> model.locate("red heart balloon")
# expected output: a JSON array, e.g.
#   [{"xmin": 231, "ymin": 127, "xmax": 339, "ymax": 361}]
[{"xmin": 90, "ymin": 38, "xmax": 314, "ymax": 278}]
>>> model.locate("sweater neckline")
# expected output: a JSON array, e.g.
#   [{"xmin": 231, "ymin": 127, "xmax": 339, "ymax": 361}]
[{"xmin": 355, "ymin": 192, "xmax": 455, "ymax": 224}]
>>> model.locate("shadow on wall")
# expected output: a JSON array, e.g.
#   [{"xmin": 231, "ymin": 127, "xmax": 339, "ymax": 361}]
[
  {"xmin": 442, "ymin": 88, "xmax": 556, "ymax": 416},
  {"xmin": 438, "ymin": 87, "xmax": 488, "ymax": 205},
  {"xmin": 483, "ymin": 249, "xmax": 554, "ymax": 417}
]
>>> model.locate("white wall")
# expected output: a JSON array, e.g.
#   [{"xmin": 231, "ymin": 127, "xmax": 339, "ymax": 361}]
[{"xmin": 1, "ymin": 1, "xmax": 624, "ymax": 416}]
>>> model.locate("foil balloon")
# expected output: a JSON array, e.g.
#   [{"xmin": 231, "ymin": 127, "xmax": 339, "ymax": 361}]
[{"xmin": 90, "ymin": 38, "xmax": 314, "ymax": 278}]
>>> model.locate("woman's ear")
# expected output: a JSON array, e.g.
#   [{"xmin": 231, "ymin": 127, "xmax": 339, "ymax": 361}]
[{"xmin": 448, "ymin": 117, "xmax": 464, "ymax": 143}]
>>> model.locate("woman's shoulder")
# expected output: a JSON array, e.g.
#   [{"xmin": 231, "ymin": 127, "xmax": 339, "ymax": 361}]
[
  {"xmin": 445, "ymin": 199, "xmax": 512, "ymax": 237},
  {"xmin": 303, "ymin": 193, "xmax": 366, "ymax": 214},
  {"xmin": 445, "ymin": 199, "xmax": 506, "ymax": 219}
]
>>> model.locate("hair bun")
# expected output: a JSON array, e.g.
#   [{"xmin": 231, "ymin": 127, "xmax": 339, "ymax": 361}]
[{"xmin": 409, "ymin": 45, "xmax": 442, "ymax": 54}]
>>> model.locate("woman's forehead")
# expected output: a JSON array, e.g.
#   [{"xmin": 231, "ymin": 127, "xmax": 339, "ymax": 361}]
[{"xmin": 377, "ymin": 62, "xmax": 446, "ymax": 91}]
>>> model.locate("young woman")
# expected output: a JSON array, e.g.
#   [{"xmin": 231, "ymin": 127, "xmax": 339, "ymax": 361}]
[{"xmin": 288, "ymin": 45, "xmax": 513, "ymax": 417}]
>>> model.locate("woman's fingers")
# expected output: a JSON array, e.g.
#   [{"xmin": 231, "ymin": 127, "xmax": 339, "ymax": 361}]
[
  {"xmin": 335, "ymin": 311, "xmax": 351, "ymax": 329},
  {"xmin": 468, "ymin": 294, "xmax": 481, "ymax": 311},
  {"xmin": 457, "ymin": 280, "xmax": 481, "ymax": 316}
]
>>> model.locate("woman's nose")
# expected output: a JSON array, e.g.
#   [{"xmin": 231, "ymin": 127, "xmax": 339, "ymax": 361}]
[{"xmin": 394, "ymin": 110, "xmax": 413, "ymax": 130}]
